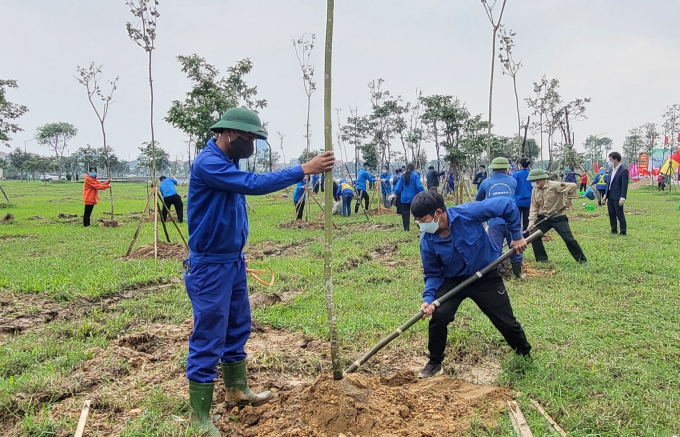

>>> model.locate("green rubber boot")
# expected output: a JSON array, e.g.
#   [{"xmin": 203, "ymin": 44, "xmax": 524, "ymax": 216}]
[
  {"xmin": 188, "ymin": 381, "xmax": 221, "ymax": 437},
  {"xmin": 222, "ymin": 359, "xmax": 272, "ymax": 407}
]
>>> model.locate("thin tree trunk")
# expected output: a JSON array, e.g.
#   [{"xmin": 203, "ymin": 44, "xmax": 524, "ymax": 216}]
[
  {"xmin": 323, "ymin": 0, "xmax": 341, "ymax": 381},
  {"xmin": 100, "ymin": 125, "xmax": 115, "ymax": 219},
  {"xmin": 148, "ymin": 49, "xmax": 158, "ymax": 260},
  {"xmin": 487, "ymin": 27, "xmax": 497, "ymax": 161},
  {"xmin": 513, "ymin": 76, "xmax": 521, "ymax": 150},
  {"xmin": 539, "ymin": 114, "xmax": 544, "ymax": 168}
]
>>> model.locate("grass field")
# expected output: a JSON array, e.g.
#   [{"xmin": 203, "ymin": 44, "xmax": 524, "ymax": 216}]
[{"xmin": 0, "ymin": 179, "xmax": 678, "ymax": 436}]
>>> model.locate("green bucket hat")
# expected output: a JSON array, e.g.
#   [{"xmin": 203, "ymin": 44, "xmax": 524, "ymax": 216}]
[
  {"xmin": 488, "ymin": 157, "xmax": 511, "ymax": 170},
  {"xmin": 527, "ymin": 169, "xmax": 549, "ymax": 180},
  {"xmin": 210, "ymin": 107, "xmax": 268, "ymax": 139}
]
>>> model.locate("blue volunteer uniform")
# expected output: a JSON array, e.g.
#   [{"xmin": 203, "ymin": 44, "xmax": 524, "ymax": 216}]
[
  {"xmin": 185, "ymin": 138, "xmax": 305, "ymax": 383},
  {"xmin": 159, "ymin": 177, "xmax": 178, "ymax": 197},
  {"xmin": 512, "ymin": 168, "xmax": 532, "ymax": 209},
  {"xmin": 356, "ymin": 168, "xmax": 375, "ymax": 191},
  {"xmin": 420, "ymin": 197, "xmax": 523, "ymax": 304},
  {"xmin": 476, "ymin": 172, "xmax": 522, "ymax": 264},
  {"xmin": 379, "ymin": 172, "xmax": 391, "ymax": 194},
  {"xmin": 394, "ymin": 173, "xmax": 425, "ymax": 203}
]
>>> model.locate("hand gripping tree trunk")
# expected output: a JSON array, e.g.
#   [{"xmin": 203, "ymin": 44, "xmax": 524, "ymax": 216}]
[
  {"xmin": 323, "ymin": 0, "xmax": 341, "ymax": 380},
  {"xmin": 75, "ymin": 63, "xmax": 118, "ymax": 219}
]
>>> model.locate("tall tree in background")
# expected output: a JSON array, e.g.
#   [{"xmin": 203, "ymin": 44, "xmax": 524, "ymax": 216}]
[
  {"xmin": 366, "ymin": 79, "xmax": 402, "ymax": 170},
  {"xmin": 481, "ymin": 0, "xmax": 508, "ymax": 161},
  {"xmin": 8, "ymin": 147, "xmax": 29, "ymax": 181},
  {"xmin": 35, "ymin": 122, "xmax": 77, "ymax": 180},
  {"xmin": 293, "ymin": 34, "xmax": 317, "ymax": 163},
  {"xmin": 75, "ymin": 62, "xmax": 119, "ymax": 218},
  {"xmin": 322, "ymin": 0, "xmax": 341, "ymax": 381},
  {"xmin": 138, "ymin": 141, "xmax": 170, "ymax": 175},
  {"xmin": 166, "ymin": 55, "xmax": 267, "ymax": 162},
  {"xmin": 0, "ymin": 80, "xmax": 29, "ymax": 148},
  {"xmin": 340, "ymin": 108, "xmax": 370, "ymax": 174},
  {"xmin": 526, "ymin": 76, "xmax": 561, "ymax": 170},
  {"xmin": 497, "ymin": 27, "xmax": 523, "ymax": 146},
  {"xmin": 623, "ymin": 127, "xmax": 645, "ymax": 163}
]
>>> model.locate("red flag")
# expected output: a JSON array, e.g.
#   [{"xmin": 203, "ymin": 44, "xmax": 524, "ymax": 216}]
[
  {"xmin": 665, "ymin": 136, "xmax": 669, "ymax": 145},
  {"xmin": 594, "ymin": 162, "xmax": 599, "ymax": 172}
]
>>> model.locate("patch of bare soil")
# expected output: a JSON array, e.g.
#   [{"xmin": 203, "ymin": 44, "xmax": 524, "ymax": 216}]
[
  {"xmin": 58, "ymin": 213, "xmax": 78, "ymax": 219},
  {"xmin": 0, "ymin": 280, "xmax": 180, "ymax": 341},
  {"xmin": 98, "ymin": 219, "xmax": 121, "ymax": 227},
  {"xmin": 249, "ymin": 289, "xmax": 304, "ymax": 310},
  {"xmin": 246, "ymin": 241, "xmax": 308, "ymax": 259},
  {"xmin": 27, "ymin": 215, "xmax": 46, "ymax": 220},
  {"xmin": 569, "ymin": 213, "xmax": 600, "ymax": 222},
  {"xmin": 3, "ymin": 319, "xmax": 510, "ymax": 437},
  {"xmin": 0, "ymin": 234, "xmax": 38, "ymax": 241},
  {"xmin": 127, "ymin": 242, "xmax": 188, "ymax": 261},
  {"xmin": 339, "ymin": 242, "xmax": 408, "ymax": 272},
  {"xmin": 218, "ymin": 370, "xmax": 509, "ymax": 437},
  {"xmin": 0, "ymin": 213, "xmax": 15, "ymax": 224},
  {"xmin": 367, "ymin": 207, "xmax": 394, "ymax": 216},
  {"xmin": 522, "ymin": 262, "xmax": 556, "ymax": 279},
  {"xmin": 278, "ymin": 220, "xmax": 326, "ymax": 230}
]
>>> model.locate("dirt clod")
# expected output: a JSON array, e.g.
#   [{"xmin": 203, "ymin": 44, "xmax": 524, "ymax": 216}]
[
  {"xmin": 128, "ymin": 242, "xmax": 187, "ymax": 261},
  {"xmin": 0, "ymin": 213, "xmax": 14, "ymax": 224},
  {"xmin": 99, "ymin": 219, "xmax": 121, "ymax": 227},
  {"xmin": 59, "ymin": 213, "xmax": 78, "ymax": 219},
  {"xmin": 240, "ymin": 406, "xmax": 261, "ymax": 426},
  {"xmin": 277, "ymin": 220, "xmax": 326, "ymax": 230},
  {"xmin": 379, "ymin": 369, "xmax": 418, "ymax": 387}
]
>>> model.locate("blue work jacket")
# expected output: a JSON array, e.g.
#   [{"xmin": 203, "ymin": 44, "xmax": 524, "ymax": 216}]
[
  {"xmin": 394, "ymin": 172, "xmax": 425, "ymax": 203},
  {"xmin": 393, "ymin": 173, "xmax": 402, "ymax": 186},
  {"xmin": 475, "ymin": 172, "xmax": 517, "ymax": 226},
  {"xmin": 420, "ymin": 197, "xmax": 522, "ymax": 303},
  {"xmin": 187, "ymin": 139, "xmax": 304, "ymax": 263},
  {"xmin": 356, "ymin": 168, "xmax": 376, "ymax": 191},
  {"xmin": 293, "ymin": 181, "xmax": 307, "ymax": 202},
  {"xmin": 159, "ymin": 177, "xmax": 178, "ymax": 197},
  {"xmin": 512, "ymin": 168, "xmax": 532, "ymax": 208},
  {"xmin": 379, "ymin": 172, "xmax": 392, "ymax": 194}
]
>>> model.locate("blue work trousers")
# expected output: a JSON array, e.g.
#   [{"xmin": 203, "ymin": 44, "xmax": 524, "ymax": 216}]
[
  {"xmin": 342, "ymin": 194, "xmax": 353, "ymax": 216},
  {"xmin": 183, "ymin": 258, "xmax": 251, "ymax": 383},
  {"xmin": 487, "ymin": 223, "xmax": 523, "ymax": 264}
]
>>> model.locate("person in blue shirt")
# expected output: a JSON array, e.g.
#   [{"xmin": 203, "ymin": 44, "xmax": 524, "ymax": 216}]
[
  {"xmin": 591, "ymin": 168, "xmax": 609, "ymax": 206},
  {"xmin": 445, "ymin": 168, "xmax": 455, "ymax": 195},
  {"xmin": 293, "ymin": 178, "xmax": 308, "ymax": 220},
  {"xmin": 563, "ymin": 167, "xmax": 580, "ymax": 184},
  {"xmin": 379, "ymin": 166, "xmax": 392, "ymax": 209},
  {"xmin": 476, "ymin": 157, "xmax": 523, "ymax": 279},
  {"xmin": 410, "ymin": 190, "xmax": 531, "ymax": 378},
  {"xmin": 512, "ymin": 158, "xmax": 533, "ymax": 232},
  {"xmin": 336, "ymin": 178, "xmax": 355, "ymax": 216},
  {"xmin": 355, "ymin": 162, "xmax": 376, "ymax": 213},
  {"xmin": 392, "ymin": 168, "xmax": 403, "ymax": 215},
  {"xmin": 393, "ymin": 163, "xmax": 425, "ymax": 231},
  {"xmin": 184, "ymin": 107, "xmax": 334, "ymax": 434},
  {"xmin": 159, "ymin": 175, "xmax": 184, "ymax": 223}
]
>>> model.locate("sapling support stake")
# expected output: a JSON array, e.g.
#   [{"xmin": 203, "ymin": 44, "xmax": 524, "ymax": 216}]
[
  {"xmin": 156, "ymin": 198, "xmax": 171, "ymax": 243},
  {"xmin": 0, "ymin": 184, "xmax": 10, "ymax": 203},
  {"xmin": 343, "ymin": 229, "xmax": 544, "ymax": 375},
  {"xmin": 157, "ymin": 191, "xmax": 188, "ymax": 250}
]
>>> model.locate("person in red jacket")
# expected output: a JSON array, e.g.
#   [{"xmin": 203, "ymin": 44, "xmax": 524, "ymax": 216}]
[
  {"xmin": 580, "ymin": 172, "xmax": 588, "ymax": 191},
  {"xmin": 82, "ymin": 166, "xmax": 111, "ymax": 227}
]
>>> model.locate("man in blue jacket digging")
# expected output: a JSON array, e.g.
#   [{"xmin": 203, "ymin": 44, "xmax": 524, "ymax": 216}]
[
  {"xmin": 410, "ymin": 190, "xmax": 531, "ymax": 378},
  {"xmin": 185, "ymin": 107, "xmax": 334, "ymax": 435}
]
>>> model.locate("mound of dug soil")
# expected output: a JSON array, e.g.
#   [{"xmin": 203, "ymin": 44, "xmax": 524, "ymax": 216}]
[
  {"xmin": 217, "ymin": 370, "xmax": 510, "ymax": 437},
  {"xmin": 278, "ymin": 220, "xmax": 326, "ymax": 230},
  {"xmin": 128, "ymin": 242, "xmax": 187, "ymax": 260}
]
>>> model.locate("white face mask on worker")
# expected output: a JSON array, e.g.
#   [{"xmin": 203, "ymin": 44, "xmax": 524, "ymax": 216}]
[
  {"xmin": 607, "ymin": 161, "xmax": 615, "ymax": 169},
  {"xmin": 531, "ymin": 182, "xmax": 539, "ymax": 188},
  {"xmin": 419, "ymin": 214, "xmax": 440, "ymax": 234}
]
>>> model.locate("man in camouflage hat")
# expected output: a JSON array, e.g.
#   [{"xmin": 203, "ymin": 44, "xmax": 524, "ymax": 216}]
[
  {"xmin": 526, "ymin": 169, "xmax": 588, "ymax": 265},
  {"xmin": 184, "ymin": 107, "xmax": 334, "ymax": 435}
]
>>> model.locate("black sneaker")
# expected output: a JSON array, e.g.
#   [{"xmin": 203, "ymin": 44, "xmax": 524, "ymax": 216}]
[
  {"xmin": 610, "ymin": 230, "xmax": 618, "ymax": 235},
  {"xmin": 417, "ymin": 361, "xmax": 443, "ymax": 378}
]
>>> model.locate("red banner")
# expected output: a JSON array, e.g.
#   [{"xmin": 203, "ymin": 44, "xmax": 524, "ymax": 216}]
[{"xmin": 638, "ymin": 153, "xmax": 650, "ymax": 176}]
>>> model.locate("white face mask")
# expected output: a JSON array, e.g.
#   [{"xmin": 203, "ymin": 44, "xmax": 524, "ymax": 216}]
[
  {"xmin": 531, "ymin": 181, "xmax": 539, "ymax": 188},
  {"xmin": 419, "ymin": 213, "xmax": 440, "ymax": 234},
  {"xmin": 607, "ymin": 160, "xmax": 615, "ymax": 169}
]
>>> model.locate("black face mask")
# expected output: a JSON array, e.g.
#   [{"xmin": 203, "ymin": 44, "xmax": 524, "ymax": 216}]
[{"xmin": 230, "ymin": 135, "xmax": 255, "ymax": 159}]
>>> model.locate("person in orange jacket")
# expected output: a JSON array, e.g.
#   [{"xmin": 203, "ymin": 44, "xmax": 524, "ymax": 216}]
[{"xmin": 83, "ymin": 166, "xmax": 111, "ymax": 227}]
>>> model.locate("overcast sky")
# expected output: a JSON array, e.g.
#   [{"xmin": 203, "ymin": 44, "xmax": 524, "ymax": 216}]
[{"xmin": 3, "ymin": 0, "xmax": 679, "ymax": 165}]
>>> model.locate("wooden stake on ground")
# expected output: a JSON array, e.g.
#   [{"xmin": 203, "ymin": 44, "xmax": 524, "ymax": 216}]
[
  {"xmin": 156, "ymin": 192, "xmax": 188, "ymax": 250},
  {"xmin": 530, "ymin": 399, "xmax": 567, "ymax": 437},
  {"xmin": 507, "ymin": 401, "xmax": 533, "ymax": 437},
  {"xmin": 74, "ymin": 400, "xmax": 91, "ymax": 437},
  {"xmin": 0, "ymin": 184, "xmax": 10, "ymax": 203},
  {"xmin": 157, "ymin": 198, "xmax": 171, "ymax": 243},
  {"xmin": 125, "ymin": 190, "xmax": 154, "ymax": 257}
]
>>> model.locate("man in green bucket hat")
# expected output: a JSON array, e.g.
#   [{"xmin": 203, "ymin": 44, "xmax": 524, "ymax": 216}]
[
  {"xmin": 526, "ymin": 168, "xmax": 588, "ymax": 265},
  {"xmin": 476, "ymin": 157, "xmax": 524, "ymax": 279},
  {"xmin": 184, "ymin": 107, "xmax": 335, "ymax": 435}
]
